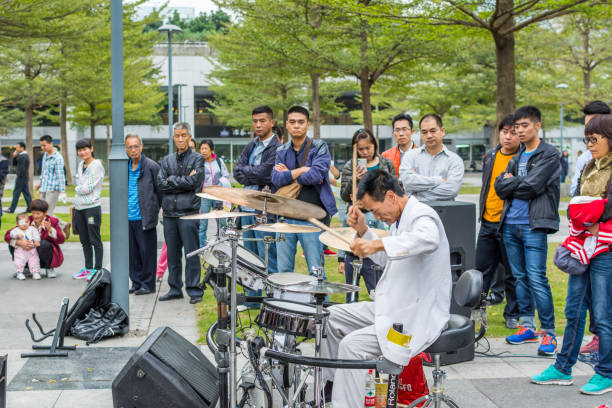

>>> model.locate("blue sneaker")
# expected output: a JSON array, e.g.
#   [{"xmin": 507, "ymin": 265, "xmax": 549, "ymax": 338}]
[
  {"xmin": 531, "ymin": 365, "xmax": 573, "ymax": 385},
  {"xmin": 538, "ymin": 333, "xmax": 558, "ymax": 356},
  {"xmin": 506, "ymin": 326, "xmax": 539, "ymax": 345},
  {"xmin": 580, "ymin": 374, "xmax": 612, "ymax": 395}
]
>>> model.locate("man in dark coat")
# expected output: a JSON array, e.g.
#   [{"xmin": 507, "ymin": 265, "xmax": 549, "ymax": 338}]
[{"xmin": 7, "ymin": 142, "xmax": 31, "ymax": 213}]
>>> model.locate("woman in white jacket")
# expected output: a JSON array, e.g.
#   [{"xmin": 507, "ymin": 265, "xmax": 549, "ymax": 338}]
[{"xmin": 72, "ymin": 139, "xmax": 105, "ymax": 280}]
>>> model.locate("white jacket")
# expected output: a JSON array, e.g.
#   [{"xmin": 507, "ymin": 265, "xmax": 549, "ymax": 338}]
[
  {"xmin": 363, "ymin": 196, "xmax": 451, "ymax": 365},
  {"xmin": 74, "ymin": 159, "xmax": 105, "ymax": 210}
]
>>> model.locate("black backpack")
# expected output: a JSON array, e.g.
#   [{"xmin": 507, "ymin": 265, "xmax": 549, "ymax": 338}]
[
  {"xmin": 70, "ymin": 303, "xmax": 128, "ymax": 344},
  {"xmin": 63, "ymin": 268, "xmax": 112, "ymax": 335}
]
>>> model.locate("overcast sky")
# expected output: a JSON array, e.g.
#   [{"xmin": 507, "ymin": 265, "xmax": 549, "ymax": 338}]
[{"xmin": 141, "ymin": 0, "xmax": 219, "ymax": 15}]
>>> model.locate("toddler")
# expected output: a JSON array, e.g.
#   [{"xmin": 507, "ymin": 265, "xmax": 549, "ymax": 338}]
[{"xmin": 10, "ymin": 213, "xmax": 41, "ymax": 280}]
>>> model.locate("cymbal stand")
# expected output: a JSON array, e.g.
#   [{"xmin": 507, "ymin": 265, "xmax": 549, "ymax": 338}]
[
  {"xmin": 350, "ymin": 258, "xmax": 363, "ymax": 303},
  {"xmin": 311, "ymin": 265, "xmax": 326, "ymax": 408},
  {"xmin": 210, "ymin": 254, "xmax": 231, "ymax": 408}
]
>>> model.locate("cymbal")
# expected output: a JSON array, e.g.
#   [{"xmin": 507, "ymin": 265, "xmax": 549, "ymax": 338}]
[
  {"xmin": 281, "ymin": 280, "xmax": 360, "ymax": 295},
  {"xmin": 199, "ymin": 192, "xmax": 222, "ymax": 201},
  {"xmin": 244, "ymin": 222, "xmax": 321, "ymax": 234},
  {"xmin": 319, "ymin": 227, "xmax": 389, "ymax": 252},
  {"xmin": 199, "ymin": 186, "xmax": 327, "ymax": 221},
  {"xmin": 181, "ymin": 210, "xmax": 251, "ymax": 220},
  {"xmin": 266, "ymin": 272, "xmax": 316, "ymax": 288}
]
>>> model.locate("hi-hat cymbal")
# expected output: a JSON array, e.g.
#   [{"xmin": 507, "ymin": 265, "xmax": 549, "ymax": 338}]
[
  {"xmin": 281, "ymin": 280, "xmax": 360, "ymax": 295},
  {"xmin": 243, "ymin": 222, "xmax": 321, "ymax": 234},
  {"xmin": 181, "ymin": 210, "xmax": 251, "ymax": 220},
  {"xmin": 318, "ymin": 227, "xmax": 389, "ymax": 253},
  {"xmin": 266, "ymin": 272, "xmax": 316, "ymax": 288},
  {"xmin": 199, "ymin": 186, "xmax": 327, "ymax": 221}
]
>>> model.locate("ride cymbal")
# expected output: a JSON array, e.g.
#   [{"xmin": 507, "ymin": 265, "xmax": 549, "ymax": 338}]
[
  {"xmin": 243, "ymin": 222, "xmax": 321, "ymax": 234},
  {"xmin": 318, "ymin": 227, "xmax": 389, "ymax": 252}
]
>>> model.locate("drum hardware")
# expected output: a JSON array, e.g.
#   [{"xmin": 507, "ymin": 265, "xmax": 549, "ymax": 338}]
[
  {"xmin": 311, "ymin": 266, "xmax": 326, "ymax": 408},
  {"xmin": 349, "ymin": 259, "xmax": 363, "ymax": 303}
]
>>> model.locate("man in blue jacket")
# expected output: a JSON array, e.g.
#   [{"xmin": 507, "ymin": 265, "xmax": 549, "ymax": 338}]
[
  {"xmin": 234, "ymin": 106, "xmax": 282, "ymax": 274},
  {"xmin": 125, "ymin": 134, "xmax": 161, "ymax": 295},
  {"xmin": 272, "ymin": 106, "xmax": 337, "ymax": 276}
]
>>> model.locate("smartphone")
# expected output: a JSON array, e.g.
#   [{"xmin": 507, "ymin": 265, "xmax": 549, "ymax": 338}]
[{"xmin": 357, "ymin": 158, "xmax": 367, "ymax": 169}]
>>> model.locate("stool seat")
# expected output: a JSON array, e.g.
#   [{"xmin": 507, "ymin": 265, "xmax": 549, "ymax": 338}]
[{"xmin": 424, "ymin": 314, "xmax": 474, "ymax": 354}]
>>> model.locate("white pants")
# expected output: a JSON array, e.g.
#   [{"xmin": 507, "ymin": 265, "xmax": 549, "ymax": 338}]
[
  {"xmin": 321, "ymin": 301, "xmax": 380, "ymax": 408},
  {"xmin": 40, "ymin": 191, "xmax": 66, "ymax": 229}
]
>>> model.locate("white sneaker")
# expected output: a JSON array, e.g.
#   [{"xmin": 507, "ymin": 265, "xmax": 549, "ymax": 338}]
[
  {"xmin": 32, "ymin": 272, "xmax": 42, "ymax": 280},
  {"xmin": 46, "ymin": 269, "xmax": 56, "ymax": 278},
  {"xmin": 16, "ymin": 272, "xmax": 26, "ymax": 280}
]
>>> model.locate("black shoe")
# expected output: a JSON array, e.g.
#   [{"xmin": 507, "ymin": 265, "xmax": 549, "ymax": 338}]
[
  {"xmin": 159, "ymin": 292, "xmax": 184, "ymax": 301},
  {"xmin": 486, "ymin": 293, "xmax": 503, "ymax": 306},
  {"xmin": 129, "ymin": 287, "xmax": 139, "ymax": 294},
  {"xmin": 135, "ymin": 288, "xmax": 155, "ymax": 295},
  {"xmin": 189, "ymin": 296, "xmax": 202, "ymax": 304}
]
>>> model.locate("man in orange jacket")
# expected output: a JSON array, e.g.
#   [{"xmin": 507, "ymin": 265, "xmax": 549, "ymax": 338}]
[{"xmin": 382, "ymin": 113, "xmax": 417, "ymax": 176}]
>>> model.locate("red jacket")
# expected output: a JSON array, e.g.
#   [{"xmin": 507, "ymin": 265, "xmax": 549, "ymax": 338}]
[
  {"xmin": 381, "ymin": 142, "xmax": 417, "ymax": 176},
  {"xmin": 5, "ymin": 215, "xmax": 65, "ymax": 268},
  {"xmin": 563, "ymin": 197, "xmax": 612, "ymax": 264}
]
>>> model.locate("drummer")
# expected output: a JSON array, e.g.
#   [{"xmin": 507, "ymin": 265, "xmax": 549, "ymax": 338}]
[{"xmin": 321, "ymin": 169, "xmax": 451, "ymax": 408}]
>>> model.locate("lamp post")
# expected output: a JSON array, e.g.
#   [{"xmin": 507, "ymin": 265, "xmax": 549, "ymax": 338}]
[
  {"xmin": 556, "ymin": 83, "xmax": 569, "ymax": 151},
  {"xmin": 175, "ymin": 83, "xmax": 187, "ymax": 122},
  {"xmin": 158, "ymin": 24, "xmax": 182, "ymax": 154}
]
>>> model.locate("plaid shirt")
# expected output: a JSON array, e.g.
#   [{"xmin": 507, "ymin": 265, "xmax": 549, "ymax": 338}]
[{"xmin": 39, "ymin": 151, "xmax": 66, "ymax": 192}]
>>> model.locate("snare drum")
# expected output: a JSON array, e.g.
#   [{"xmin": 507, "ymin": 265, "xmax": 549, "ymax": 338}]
[
  {"xmin": 206, "ymin": 242, "xmax": 267, "ymax": 291},
  {"xmin": 266, "ymin": 273, "xmax": 315, "ymax": 303},
  {"xmin": 256, "ymin": 299, "xmax": 329, "ymax": 339}
]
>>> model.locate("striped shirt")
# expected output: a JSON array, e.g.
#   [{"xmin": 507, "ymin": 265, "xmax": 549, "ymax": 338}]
[
  {"xmin": 39, "ymin": 150, "xmax": 66, "ymax": 192},
  {"xmin": 128, "ymin": 159, "xmax": 142, "ymax": 221}
]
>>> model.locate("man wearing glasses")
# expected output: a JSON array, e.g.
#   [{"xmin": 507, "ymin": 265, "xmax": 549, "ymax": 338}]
[
  {"xmin": 494, "ymin": 106, "xmax": 561, "ymax": 356},
  {"xmin": 398, "ymin": 113, "xmax": 464, "ymax": 201},
  {"xmin": 382, "ymin": 113, "xmax": 417, "ymax": 176}
]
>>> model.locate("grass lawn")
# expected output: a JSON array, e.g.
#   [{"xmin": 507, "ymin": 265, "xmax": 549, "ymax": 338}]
[
  {"xmin": 0, "ymin": 213, "xmax": 111, "ymax": 242},
  {"xmin": 459, "ymin": 186, "xmax": 482, "ymax": 194},
  {"xmin": 196, "ymin": 241, "xmax": 575, "ymax": 343},
  {"xmin": 3, "ymin": 184, "xmax": 110, "ymax": 199}
]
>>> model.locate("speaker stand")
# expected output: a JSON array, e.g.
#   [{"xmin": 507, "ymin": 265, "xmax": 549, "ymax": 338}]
[{"xmin": 22, "ymin": 297, "xmax": 76, "ymax": 358}]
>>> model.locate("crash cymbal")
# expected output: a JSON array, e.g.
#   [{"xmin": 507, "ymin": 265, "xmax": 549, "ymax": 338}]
[
  {"xmin": 181, "ymin": 210, "xmax": 251, "ymax": 220},
  {"xmin": 199, "ymin": 192, "xmax": 223, "ymax": 201},
  {"xmin": 318, "ymin": 227, "xmax": 389, "ymax": 252},
  {"xmin": 243, "ymin": 222, "xmax": 321, "ymax": 234},
  {"xmin": 199, "ymin": 186, "xmax": 327, "ymax": 221},
  {"xmin": 266, "ymin": 272, "xmax": 316, "ymax": 288},
  {"xmin": 281, "ymin": 280, "xmax": 360, "ymax": 295}
]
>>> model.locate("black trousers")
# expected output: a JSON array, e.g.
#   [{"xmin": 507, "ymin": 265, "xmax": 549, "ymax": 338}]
[
  {"xmin": 344, "ymin": 252, "xmax": 379, "ymax": 303},
  {"xmin": 475, "ymin": 220, "xmax": 519, "ymax": 320},
  {"xmin": 163, "ymin": 216, "xmax": 203, "ymax": 298},
  {"xmin": 9, "ymin": 239, "xmax": 54, "ymax": 269},
  {"xmin": 73, "ymin": 206, "xmax": 103, "ymax": 270},
  {"xmin": 129, "ymin": 220, "xmax": 157, "ymax": 291},
  {"xmin": 9, "ymin": 178, "xmax": 31, "ymax": 212}
]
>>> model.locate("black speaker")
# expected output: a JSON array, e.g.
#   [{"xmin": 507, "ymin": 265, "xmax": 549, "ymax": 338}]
[
  {"xmin": 426, "ymin": 201, "xmax": 477, "ymax": 366},
  {"xmin": 112, "ymin": 327, "xmax": 219, "ymax": 408}
]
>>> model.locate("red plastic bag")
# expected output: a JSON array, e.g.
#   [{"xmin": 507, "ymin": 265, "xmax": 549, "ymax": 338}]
[{"xmin": 397, "ymin": 354, "xmax": 429, "ymax": 406}]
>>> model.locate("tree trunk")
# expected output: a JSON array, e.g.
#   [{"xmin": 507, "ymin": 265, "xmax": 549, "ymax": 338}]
[
  {"xmin": 492, "ymin": 0, "xmax": 516, "ymax": 147},
  {"xmin": 360, "ymin": 69, "xmax": 373, "ymax": 132},
  {"xmin": 60, "ymin": 96, "xmax": 72, "ymax": 185},
  {"xmin": 280, "ymin": 86, "xmax": 288, "ymax": 143},
  {"xmin": 89, "ymin": 104, "xmax": 96, "ymax": 144},
  {"xmin": 25, "ymin": 104, "xmax": 34, "ymax": 195},
  {"xmin": 582, "ymin": 25, "xmax": 591, "ymax": 103},
  {"xmin": 311, "ymin": 73, "xmax": 321, "ymax": 139}
]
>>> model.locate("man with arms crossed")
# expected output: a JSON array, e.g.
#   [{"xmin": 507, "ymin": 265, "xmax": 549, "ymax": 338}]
[{"xmin": 321, "ymin": 169, "xmax": 451, "ymax": 408}]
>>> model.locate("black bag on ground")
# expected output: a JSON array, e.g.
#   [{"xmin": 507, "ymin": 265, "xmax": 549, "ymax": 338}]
[
  {"xmin": 63, "ymin": 268, "xmax": 112, "ymax": 335},
  {"xmin": 70, "ymin": 303, "xmax": 128, "ymax": 344}
]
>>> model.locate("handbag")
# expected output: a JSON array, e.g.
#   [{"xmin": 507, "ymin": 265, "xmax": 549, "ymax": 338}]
[{"xmin": 275, "ymin": 138, "xmax": 312, "ymax": 199}]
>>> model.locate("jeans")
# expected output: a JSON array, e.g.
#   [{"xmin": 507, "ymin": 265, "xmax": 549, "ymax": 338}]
[
  {"xmin": 199, "ymin": 198, "xmax": 225, "ymax": 248},
  {"xmin": 502, "ymin": 224, "xmax": 554, "ymax": 333},
  {"xmin": 242, "ymin": 214, "xmax": 278, "ymax": 305},
  {"xmin": 476, "ymin": 221, "xmax": 519, "ymax": 320},
  {"xmin": 590, "ymin": 251, "xmax": 612, "ymax": 378},
  {"xmin": 276, "ymin": 218, "xmax": 326, "ymax": 278}
]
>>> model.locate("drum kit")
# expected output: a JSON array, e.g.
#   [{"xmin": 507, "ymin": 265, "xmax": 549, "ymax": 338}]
[{"xmin": 183, "ymin": 186, "xmax": 393, "ymax": 408}]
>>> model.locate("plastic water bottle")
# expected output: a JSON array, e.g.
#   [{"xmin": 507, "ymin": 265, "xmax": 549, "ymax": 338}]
[{"xmin": 365, "ymin": 369, "xmax": 376, "ymax": 407}]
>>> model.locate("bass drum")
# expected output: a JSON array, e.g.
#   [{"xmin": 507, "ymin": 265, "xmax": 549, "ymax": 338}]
[{"xmin": 205, "ymin": 242, "xmax": 267, "ymax": 291}]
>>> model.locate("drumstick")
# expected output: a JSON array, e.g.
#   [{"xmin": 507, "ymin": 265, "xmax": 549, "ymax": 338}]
[
  {"xmin": 352, "ymin": 143, "xmax": 357, "ymax": 206},
  {"xmin": 308, "ymin": 217, "xmax": 353, "ymax": 246}
]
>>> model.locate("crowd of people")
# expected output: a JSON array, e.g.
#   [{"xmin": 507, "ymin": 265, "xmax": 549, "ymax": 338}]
[{"xmin": 4, "ymin": 98, "xmax": 612, "ymax": 401}]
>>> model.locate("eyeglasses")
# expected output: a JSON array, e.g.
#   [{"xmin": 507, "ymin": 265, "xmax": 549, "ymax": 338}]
[
  {"xmin": 393, "ymin": 127, "xmax": 412, "ymax": 134},
  {"xmin": 583, "ymin": 135, "xmax": 604, "ymax": 145}
]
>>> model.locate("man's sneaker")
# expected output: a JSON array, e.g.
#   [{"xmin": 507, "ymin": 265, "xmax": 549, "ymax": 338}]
[
  {"xmin": 32, "ymin": 272, "xmax": 42, "ymax": 280},
  {"xmin": 46, "ymin": 269, "xmax": 56, "ymax": 278},
  {"xmin": 85, "ymin": 269, "xmax": 98, "ymax": 282},
  {"xmin": 530, "ymin": 365, "xmax": 573, "ymax": 385},
  {"xmin": 505, "ymin": 318, "xmax": 519, "ymax": 329},
  {"xmin": 506, "ymin": 326, "xmax": 539, "ymax": 344},
  {"xmin": 580, "ymin": 335, "xmax": 599, "ymax": 354},
  {"xmin": 72, "ymin": 269, "xmax": 90, "ymax": 279},
  {"xmin": 580, "ymin": 374, "xmax": 612, "ymax": 395},
  {"xmin": 323, "ymin": 249, "xmax": 337, "ymax": 256},
  {"xmin": 538, "ymin": 333, "xmax": 558, "ymax": 356},
  {"xmin": 16, "ymin": 272, "xmax": 26, "ymax": 280}
]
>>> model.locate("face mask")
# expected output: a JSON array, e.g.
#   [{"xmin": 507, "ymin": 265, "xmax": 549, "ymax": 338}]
[{"xmin": 18, "ymin": 219, "xmax": 27, "ymax": 226}]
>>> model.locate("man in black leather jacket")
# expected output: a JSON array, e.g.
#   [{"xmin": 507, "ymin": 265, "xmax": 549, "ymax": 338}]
[{"xmin": 157, "ymin": 122, "xmax": 205, "ymax": 304}]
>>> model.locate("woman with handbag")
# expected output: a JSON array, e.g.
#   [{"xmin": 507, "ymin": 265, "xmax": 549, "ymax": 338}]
[
  {"xmin": 338, "ymin": 128, "xmax": 395, "ymax": 301},
  {"xmin": 531, "ymin": 114, "xmax": 612, "ymax": 396}
]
